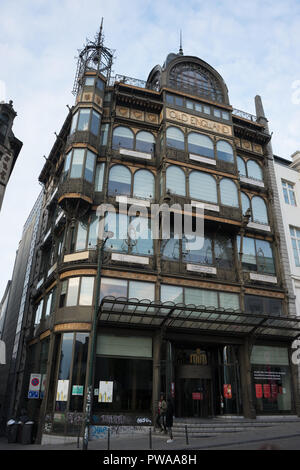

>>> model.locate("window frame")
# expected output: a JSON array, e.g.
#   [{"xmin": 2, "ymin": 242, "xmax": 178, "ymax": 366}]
[
  {"xmin": 112, "ymin": 126, "xmax": 156, "ymax": 155},
  {"xmin": 282, "ymin": 180, "xmax": 297, "ymax": 206}
]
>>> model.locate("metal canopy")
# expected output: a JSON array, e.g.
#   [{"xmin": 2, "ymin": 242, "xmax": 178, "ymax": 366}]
[{"xmin": 98, "ymin": 296, "xmax": 300, "ymax": 340}]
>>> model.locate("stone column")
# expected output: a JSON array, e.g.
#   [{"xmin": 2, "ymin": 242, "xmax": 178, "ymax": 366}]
[
  {"xmin": 238, "ymin": 338, "xmax": 256, "ymax": 419},
  {"xmin": 152, "ymin": 330, "xmax": 163, "ymax": 425}
]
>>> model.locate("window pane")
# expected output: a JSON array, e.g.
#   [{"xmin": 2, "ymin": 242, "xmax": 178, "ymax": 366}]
[
  {"xmin": 108, "ymin": 165, "xmax": 131, "ymax": 196},
  {"xmin": 131, "ymin": 218, "xmax": 153, "ymax": 255},
  {"xmin": 185, "ymin": 288, "xmax": 218, "ymax": 308},
  {"xmin": 133, "ymin": 169, "xmax": 154, "ymax": 199},
  {"xmin": 183, "ymin": 236, "xmax": 213, "ymax": 265},
  {"xmin": 215, "ymin": 234, "xmax": 233, "ymax": 268},
  {"xmin": 166, "ymin": 126, "xmax": 185, "ymax": 150},
  {"xmin": 247, "ymin": 160, "xmax": 262, "ymax": 181},
  {"xmin": 88, "ymin": 213, "xmax": 99, "ymax": 248},
  {"xmin": 58, "ymin": 333, "xmax": 74, "ymax": 381},
  {"xmin": 186, "ymin": 100, "xmax": 194, "ymax": 109},
  {"xmin": 190, "ymin": 171, "xmax": 217, "ymax": 203},
  {"xmin": 63, "ymin": 152, "xmax": 71, "ymax": 179},
  {"xmin": 70, "ymin": 149, "xmax": 85, "ymax": 179},
  {"xmin": 59, "ymin": 280, "xmax": 67, "ymax": 308},
  {"xmin": 84, "ymin": 150, "xmax": 96, "ymax": 182},
  {"xmin": 77, "ymin": 109, "xmax": 90, "ymax": 131},
  {"xmin": 95, "ymin": 163, "xmax": 105, "ymax": 191},
  {"xmin": 128, "ymin": 281, "xmax": 155, "ymax": 301},
  {"xmin": 100, "ymin": 277, "xmax": 127, "ymax": 301},
  {"xmin": 166, "ymin": 94, "xmax": 174, "ymax": 104},
  {"xmin": 166, "ymin": 166, "xmax": 186, "ymax": 196},
  {"xmin": 100, "ymin": 124, "xmax": 109, "ymax": 146},
  {"xmin": 161, "ymin": 230, "xmax": 180, "ymax": 260},
  {"xmin": 70, "ymin": 111, "xmax": 79, "ymax": 134},
  {"xmin": 161, "ymin": 285, "xmax": 183, "ymax": 304},
  {"xmin": 256, "ymin": 239, "xmax": 275, "ymax": 274},
  {"xmin": 90, "ymin": 110, "xmax": 101, "ymax": 136},
  {"xmin": 219, "ymin": 292, "xmax": 239, "ymax": 310},
  {"xmin": 188, "ymin": 132, "xmax": 214, "ymax": 158},
  {"xmin": 135, "ymin": 131, "xmax": 155, "ymax": 153},
  {"xmin": 96, "ymin": 78, "xmax": 105, "ymax": 90},
  {"xmin": 245, "ymin": 295, "xmax": 264, "ymax": 314},
  {"xmin": 75, "ymin": 219, "xmax": 88, "ymax": 251},
  {"xmin": 79, "ymin": 277, "xmax": 94, "ymax": 305},
  {"xmin": 84, "ymin": 76, "xmax": 95, "ymax": 86},
  {"xmin": 241, "ymin": 193, "xmax": 251, "ymax": 215},
  {"xmin": 252, "ymin": 197, "xmax": 268, "ymax": 224},
  {"xmin": 237, "ymin": 157, "xmax": 246, "ymax": 177},
  {"xmin": 112, "ymin": 126, "xmax": 134, "ymax": 149},
  {"xmin": 217, "ymin": 140, "xmax": 234, "ymax": 162},
  {"xmin": 104, "ymin": 212, "xmax": 128, "ymax": 252},
  {"xmin": 214, "ymin": 109, "xmax": 221, "ymax": 118},
  {"xmin": 66, "ymin": 278, "xmax": 80, "ymax": 307},
  {"xmin": 238, "ymin": 236, "xmax": 256, "ymax": 271},
  {"xmin": 220, "ymin": 178, "xmax": 239, "ymax": 207},
  {"xmin": 175, "ymin": 96, "xmax": 184, "ymax": 106}
]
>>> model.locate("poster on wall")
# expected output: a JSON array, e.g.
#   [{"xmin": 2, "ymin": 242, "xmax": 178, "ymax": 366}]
[
  {"xmin": 224, "ymin": 384, "xmax": 232, "ymax": 399},
  {"xmin": 56, "ymin": 380, "xmax": 69, "ymax": 401},
  {"xmin": 98, "ymin": 381, "xmax": 113, "ymax": 403},
  {"xmin": 263, "ymin": 384, "xmax": 271, "ymax": 398},
  {"xmin": 28, "ymin": 373, "xmax": 41, "ymax": 399},
  {"xmin": 255, "ymin": 384, "xmax": 263, "ymax": 399}
]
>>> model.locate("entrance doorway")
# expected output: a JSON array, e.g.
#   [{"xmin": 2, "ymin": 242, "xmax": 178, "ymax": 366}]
[{"xmin": 179, "ymin": 378, "xmax": 211, "ymax": 418}]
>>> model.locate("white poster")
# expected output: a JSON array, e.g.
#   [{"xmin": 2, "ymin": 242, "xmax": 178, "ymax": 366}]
[
  {"xmin": 56, "ymin": 380, "xmax": 69, "ymax": 402},
  {"xmin": 98, "ymin": 381, "xmax": 113, "ymax": 403}
]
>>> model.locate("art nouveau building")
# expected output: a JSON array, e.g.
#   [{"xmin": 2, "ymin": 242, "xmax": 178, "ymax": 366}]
[{"xmin": 12, "ymin": 29, "xmax": 300, "ymax": 441}]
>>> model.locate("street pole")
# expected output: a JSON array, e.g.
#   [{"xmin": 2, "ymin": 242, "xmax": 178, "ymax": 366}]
[{"xmin": 82, "ymin": 232, "xmax": 112, "ymax": 450}]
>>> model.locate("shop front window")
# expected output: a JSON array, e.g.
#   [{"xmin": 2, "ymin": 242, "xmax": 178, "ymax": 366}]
[{"xmin": 251, "ymin": 346, "xmax": 292, "ymax": 413}]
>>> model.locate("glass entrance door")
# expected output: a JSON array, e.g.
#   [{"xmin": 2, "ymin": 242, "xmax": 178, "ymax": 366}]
[{"xmin": 180, "ymin": 378, "xmax": 211, "ymax": 418}]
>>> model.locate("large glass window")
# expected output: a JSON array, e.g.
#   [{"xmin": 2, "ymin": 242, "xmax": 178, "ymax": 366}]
[
  {"xmin": 100, "ymin": 124, "xmax": 109, "ymax": 147},
  {"xmin": 161, "ymin": 284, "xmax": 239, "ymax": 310},
  {"xmin": 133, "ymin": 169, "xmax": 155, "ymax": 199},
  {"xmin": 108, "ymin": 164, "xmax": 131, "ymax": 196},
  {"xmin": 282, "ymin": 180, "xmax": 296, "ymax": 206},
  {"xmin": 290, "ymin": 226, "xmax": 300, "ymax": 267},
  {"xmin": 237, "ymin": 236, "xmax": 275, "ymax": 274},
  {"xmin": 217, "ymin": 140, "xmax": 234, "ymax": 163},
  {"xmin": 166, "ymin": 165, "xmax": 186, "ymax": 196},
  {"xmin": 237, "ymin": 156, "xmax": 247, "ymax": 177},
  {"xmin": 245, "ymin": 295, "xmax": 282, "ymax": 316},
  {"xmin": 182, "ymin": 236, "xmax": 213, "ymax": 265},
  {"xmin": 220, "ymin": 178, "xmax": 239, "ymax": 207},
  {"xmin": 251, "ymin": 196, "xmax": 269, "ymax": 225},
  {"xmin": 112, "ymin": 126, "xmax": 134, "ymax": 150},
  {"xmin": 104, "ymin": 212, "xmax": 153, "ymax": 256},
  {"xmin": 135, "ymin": 131, "xmax": 155, "ymax": 153},
  {"xmin": 166, "ymin": 126, "xmax": 185, "ymax": 150},
  {"xmin": 69, "ymin": 333, "xmax": 89, "ymax": 411},
  {"xmin": 100, "ymin": 277, "xmax": 155, "ymax": 302},
  {"xmin": 74, "ymin": 213, "xmax": 100, "ymax": 251},
  {"xmin": 187, "ymin": 133, "xmax": 214, "ymax": 158},
  {"xmin": 77, "ymin": 109, "xmax": 90, "ymax": 132},
  {"xmin": 64, "ymin": 277, "xmax": 94, "ymax": 307},
  {"xmin": 66, "ymin": 148, "xmax": 97, "ymax": 183},
  {"xmin": 189, "ymin": 171, "xmax": 217, "ymax": 203},
  {"xmin": 247, "ymin": 160, "xmax": 263, "ymax": 181}
]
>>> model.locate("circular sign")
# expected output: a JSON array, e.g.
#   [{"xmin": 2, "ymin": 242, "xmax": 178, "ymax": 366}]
[{"xmin": 31, "ymin": 377, "xmax": 40, "ymax": 387}]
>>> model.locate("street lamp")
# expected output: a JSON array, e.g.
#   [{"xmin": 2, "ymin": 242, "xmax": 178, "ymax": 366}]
[{"xmin": 82, "ymin": 230, "xmax": 113, "ymax": 450}]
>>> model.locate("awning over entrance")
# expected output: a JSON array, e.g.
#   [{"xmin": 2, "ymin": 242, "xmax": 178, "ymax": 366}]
[{"xmin": 99, "ymin": 297, "xmax": 300, "ymax": 340}]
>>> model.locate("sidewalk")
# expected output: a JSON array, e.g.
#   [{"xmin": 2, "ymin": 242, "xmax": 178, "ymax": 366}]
[{"xmin": 1, "ymin": 421, "xmax": 300, "ymax": 450}]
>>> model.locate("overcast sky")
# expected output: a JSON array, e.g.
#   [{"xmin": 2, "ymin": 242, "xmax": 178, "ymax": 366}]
[{"xmin": 1, "ymin": 0, "xmax": 300, "ymax": 298}]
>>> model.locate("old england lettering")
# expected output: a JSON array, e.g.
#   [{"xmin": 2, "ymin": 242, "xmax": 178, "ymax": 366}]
[{"xmin": 166, "ymin": 108, "xmax": 233, "ymax": 137}]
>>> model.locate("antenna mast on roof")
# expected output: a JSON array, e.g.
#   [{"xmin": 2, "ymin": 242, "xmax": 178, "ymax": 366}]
[{"xmin": 179, "ymin": 29, "xmax": 184, "ymax": 55}]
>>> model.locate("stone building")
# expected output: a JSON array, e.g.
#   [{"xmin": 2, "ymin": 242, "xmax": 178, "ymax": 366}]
[
  {"xmin": 7, "ymin": 27, "xmax": 300, "ymax": 442},
  {"xmin": 0, "ymin": 100, "xmax": 22, "ymax": 211}
]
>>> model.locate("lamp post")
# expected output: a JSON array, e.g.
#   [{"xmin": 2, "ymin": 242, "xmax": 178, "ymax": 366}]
[{"xmin": 82, "ymin": 230, "xmax": 113, "ymax": 450}]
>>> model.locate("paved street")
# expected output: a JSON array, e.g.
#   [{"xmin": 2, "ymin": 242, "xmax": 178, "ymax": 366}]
[{"xmin": 1, "ymin": 421, "xmax": 300, "ymax": 451}]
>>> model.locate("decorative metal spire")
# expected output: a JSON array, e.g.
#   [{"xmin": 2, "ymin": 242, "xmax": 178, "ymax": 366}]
[{"xmin": 179, "ymin": 29, "xmax": 183, "ymax": 55}]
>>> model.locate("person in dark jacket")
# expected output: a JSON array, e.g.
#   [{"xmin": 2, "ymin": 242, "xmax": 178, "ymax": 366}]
[{"xmin": 165, "ymin": 397, "xmax": 174, "ymax": 442}]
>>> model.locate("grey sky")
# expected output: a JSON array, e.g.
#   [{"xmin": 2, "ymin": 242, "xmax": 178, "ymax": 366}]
[{"xmin": 1, "ymin": 0, "xmax": 300, "ymax": 298}]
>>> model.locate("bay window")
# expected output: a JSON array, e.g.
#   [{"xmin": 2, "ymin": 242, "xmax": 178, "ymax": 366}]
[{"xmin": 64, "ymin": 148, "xmax": 97, "ymax": 183}]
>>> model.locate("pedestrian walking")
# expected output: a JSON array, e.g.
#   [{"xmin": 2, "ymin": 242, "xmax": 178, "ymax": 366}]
[
  {"xmin": 166, "ymin": 397, "xmax": 174, "ymax": 442},
  {"xmin": 156, "ymin": 393, "xmax": 167, "ymax": 432}
]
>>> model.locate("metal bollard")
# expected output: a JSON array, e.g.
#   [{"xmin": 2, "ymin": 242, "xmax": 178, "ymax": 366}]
[
  {"xmin": 185, "ymin": 425, "xmax": 189, "ymax": 445},
  {"xmin": 107, "ymin": 427, "xmax": 110, "ymax": 450},
  {"xmin": 149, "ymin": 427, "xmax": 152, "ymax": 450}
]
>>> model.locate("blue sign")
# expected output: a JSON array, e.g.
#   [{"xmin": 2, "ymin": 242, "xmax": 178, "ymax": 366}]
[{"xmin": 28, "ymin": 391, "xmax": 39, "ymax": 399}]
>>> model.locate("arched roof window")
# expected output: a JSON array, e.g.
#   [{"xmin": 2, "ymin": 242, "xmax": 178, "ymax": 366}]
[{"xmin": 168, "ymin": 62, "xmax": 224, "ymax": 103}]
